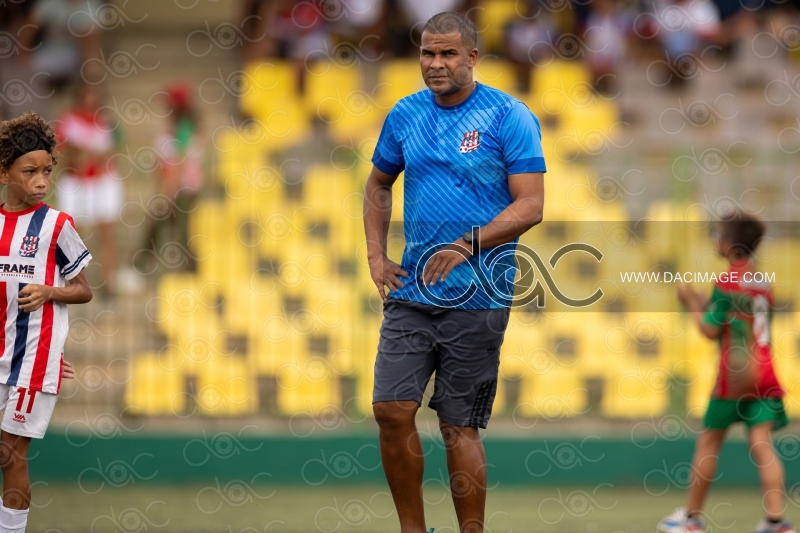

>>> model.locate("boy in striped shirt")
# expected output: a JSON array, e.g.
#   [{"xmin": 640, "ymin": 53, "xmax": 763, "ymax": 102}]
[
  {"xmin": 660, "ymin": 211, "xmax": 794, "ymax": 533},
  {"xmin": 0, "ymin": 112, "xmax": 92, "ymax": 532}
]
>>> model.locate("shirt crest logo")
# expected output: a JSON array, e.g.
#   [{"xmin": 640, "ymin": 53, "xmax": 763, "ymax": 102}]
[
  {"xmin": 459, "ymin": 130, "xmax": 481, "ymax": 154},
  {"xmin": 19, "ymin": 236, "xmax": 39, "ymax": 258}
]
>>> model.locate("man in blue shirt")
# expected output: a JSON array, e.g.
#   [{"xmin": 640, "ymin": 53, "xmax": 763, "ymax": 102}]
[{"xmin": 363, "ymin": 11, "xmax": 546, "ymax": 533}]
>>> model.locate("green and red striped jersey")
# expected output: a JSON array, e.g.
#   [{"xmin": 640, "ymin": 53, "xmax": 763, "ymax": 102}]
[{"xmin": 702, "ymin": 259, "xmax": 782, "ymax": 399}]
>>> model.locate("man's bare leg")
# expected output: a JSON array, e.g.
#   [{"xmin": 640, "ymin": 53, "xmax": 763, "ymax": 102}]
[
  {"xmin": 374, "ymin": 400, "xmax": 427, "ymax": 533},
  {"xmin": 440, "ymin": 420, "xmax": 486, "ymax": 533}
]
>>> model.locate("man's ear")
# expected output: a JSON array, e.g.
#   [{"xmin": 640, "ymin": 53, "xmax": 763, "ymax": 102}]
[
  {"xmin": 468, "ymin": 48, "xmax": 478, "ymax": 67},
  {"xmin": 0, "ymin": 168, "xmax": 9, "ymax": 186}
]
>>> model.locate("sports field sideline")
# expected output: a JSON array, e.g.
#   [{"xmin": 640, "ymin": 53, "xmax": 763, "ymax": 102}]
[{"xmin": 29, "ymin": 484, "xmax": 791, "ymax": 532}]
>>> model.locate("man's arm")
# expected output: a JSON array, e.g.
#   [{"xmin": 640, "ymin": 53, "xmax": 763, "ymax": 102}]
[
  {"xmin": 422, "ymin": 172, "xmax": 544, "ymax": 285},
  {"xmin": 462, "ymin": 171, "xmax": 544, "ymax": 249},
  {"xmin": 363, "ymin": 165, "xmax": 408, "ymax": 300}
]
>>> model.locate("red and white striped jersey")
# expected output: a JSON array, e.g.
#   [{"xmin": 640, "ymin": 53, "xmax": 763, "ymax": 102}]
[{"xmin": 0, "ymin": 202, "xmax": 91, "ymax": 394}]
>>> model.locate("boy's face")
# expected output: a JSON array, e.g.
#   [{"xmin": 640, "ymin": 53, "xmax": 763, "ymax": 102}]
[
  {"xmin": 715, "ymin": 232, "xmax": 736, "ymax": 260},
  {"xmin": 0, "ymin": 150, "xmax": 53, "ymax": 207}
]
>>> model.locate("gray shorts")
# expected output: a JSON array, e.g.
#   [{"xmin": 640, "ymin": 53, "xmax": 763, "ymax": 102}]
[{"xmin": 372, "ymin": 298, "xmax": 511, "ymax": 428}]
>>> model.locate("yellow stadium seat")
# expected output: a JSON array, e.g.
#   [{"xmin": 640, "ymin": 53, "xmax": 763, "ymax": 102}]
[
  {"xmin": 560, "ymin": 99, "xmax": 619, "ymax": 139},
  {"xmin": 223, "ymin": 276, "xmax": 282, "ymax": 337},
  {"xmin": 375, "ymin": 60, "xmax": 426, "ymax": 108},
  {"xmin": 304, "ymin": 62, "xmax": 363, "ymax": 120},
  {"xmin": 500, "ymin": 312, "xmax": 587, "ymax": 419},
  {"xmin": 234, "ymin": 203, "xmax": 318, "ymax": 262},
  {"xmin": 124, "ymin": 352, "xmax": 185, "ymax": 416},
  {"xmin": 249, "ymin": 96, "xmax": 310, "ymax": 151},
  {"xmin": 252, "ymin": 314, "xmax": 305, "ymax": 376},
  {"xmin": 681, "ymin": 326, "xmax": 719, "ymax": 416},
  {"xmin": 158, "ymin": 318, "xmax": 231, "ymax": 377},
  {"xmin": 476, "ymin": 0, "xmax": 518, "ymax": 53},
  {"xmin": 221, "ymin": 159, "xmax": 287, "ymax": 214},
  {"xmin": 532, "ymin": 61, "xmax": 591, "ymax": 114},
  {"xmin": 305, "ymin": 283, "xmax": 358, "ymax": 375},
  {"xmin": 195, "ymin": 356, "xmax": 257, "ymax": 416},
  {"xmin": 603, "ymin": 362, "xmax": 670, "ymax": 418},
  {"xmin": 474, "ymin": 57, "xmax": 518, "ymax": 95},
  {"xmin": 574, "ymin": 312, "xmax": 631, "ymax": 375},
  {"xmin": 196, "ymin": 238, "xmax": 255, "ymax": 292},
  {"xmin": 298, "ymin": 166, "xmax": 360, "ymax": 255},
  {"xmin": 500, "ymin": 312, "xmax": 544, "ymax": 380},
  {"xmin": 275, "ymin": 360, "xmax": 341, "ymax": 416},
  {"xmin": 773, "ymin": 313, "xmax": 800, "ymax": 415},
  {"xmin": 756, "ymin": 239, "xmax": 800, "ymax": 306},
  {"xmin": 301, "ymin": 165, "xmax": 358, "ymax": 218},
  {"xmin": 216, "ymin": 136, "xmax": 267, "ymax": 188},
  {"xmin": 353, "ymin": 314, "xmax": 382, "ymax": 414},
  {"xmin": 303, "ymin": 62, "xmax": 386, "ymax": 140},
  {"xmin": 153, "ymin": 273, "xmax": 223, "ymax": 338},
  {"xmin": 239, "ymin": 60, "xmax": 298, "ymax": 116},
  {"xmin": 516, "ymin": 368, "xmax": 587, "ymax": 419},
  {"xmin": 268, "ymin": 236, "xmax": 332, "ymax": 294}
]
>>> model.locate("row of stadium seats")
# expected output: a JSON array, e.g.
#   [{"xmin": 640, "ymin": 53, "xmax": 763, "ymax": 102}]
[
  {"xmin": 233, "ymin": 58, "xmax": 620, "ymax": 148},
  {"xmin": 128, "ymin": 265, "xmax": 800, "ymax": 417}
]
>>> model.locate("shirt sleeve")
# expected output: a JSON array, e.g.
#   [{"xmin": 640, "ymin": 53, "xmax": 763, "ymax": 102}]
[
  {"xmin": 371, "ymin": 107, "xmax": 405, "ymax": 175},
  {"xmin": 56, "ymin": 219, "xmax": 92, "ymax": 280},
  {"xmin": 499, "ymin": 101, "xmax": 547, "ymax": 175},
  {"xmin": 703, "ymin": 285, "xmax": 731, "ymax": 327}
]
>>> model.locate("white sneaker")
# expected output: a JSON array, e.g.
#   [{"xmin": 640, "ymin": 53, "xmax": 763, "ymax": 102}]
[
  {"xmin": 752, "ymin": 518, "xmax": 798, "ymax": 533},
  {"xmin": 658, "ymin": 507, "xmax": 706, "ymax": 533}
]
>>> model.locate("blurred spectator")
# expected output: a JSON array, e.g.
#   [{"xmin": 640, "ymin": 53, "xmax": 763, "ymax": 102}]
[
  {"xmin": 0, "ymin": 1, "xmax": 48, "ymax": 119},
  {"xmin": 138, "ymin": 82, "xmax": 205, "ymax": 273},
  {"xmin": 505, "ymin": 2, "xmax": 558, "ymax": 92},
  {"xmin": 384, "ymin": 0, "xmax": 476, "ymax": 56},
  {"xmin": 269, "ymin": 1, "xmax": 331, "ymax": 61},
  {"xmin": 245, "ymin": 0, "xmax": 334, "ymax": 92},
  {"xmin": 241, "ymin": 0, "xmax": 272, "ymax": 61},
  {"xmin": 331, "ymin": 0, "xmax": 385, "ymax": 41},
  {"xmin": 398, "ymin": 0, "xmax": 468, "ymax": 25},
  {"xmin": 584, "ymin": 0, "xmax": 630, "ymax": 94},
  {"xmin": 27, "ymin": 0, "xmax": 103, "ymax": 89},
  {"xmin": 658, "ymin": 0, "xmax": 720, "ymax": 58},
  {"xmin": 56, "ymin": 83, "xmax": 122, "ymax": 297}
]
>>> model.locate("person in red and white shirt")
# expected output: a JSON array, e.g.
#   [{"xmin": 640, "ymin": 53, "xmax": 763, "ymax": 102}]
[
  {"xmin": 56, "ymin": 84, "xmax": 120, "ymax": 297},
  {"xmin": 0, "ymin": 111, "xmax": 92, "ymax": 533}
]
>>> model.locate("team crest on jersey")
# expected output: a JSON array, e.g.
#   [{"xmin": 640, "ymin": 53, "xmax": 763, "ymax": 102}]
[
  {"xmin": 459, "ymin": 131, "xmax": 481, "ymax": 153},
  {"xmin": 19, "ymin": 236, "xmax": 39, "ymax": 257}
]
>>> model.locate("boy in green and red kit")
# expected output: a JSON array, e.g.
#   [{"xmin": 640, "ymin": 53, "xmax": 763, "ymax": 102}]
[{"xmin": 659, "ymin": 211, "xmax": 794, "ymax": 533}]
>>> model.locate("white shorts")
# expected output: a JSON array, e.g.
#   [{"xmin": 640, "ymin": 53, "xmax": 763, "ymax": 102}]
[
  {"xmin": 57, "ymin": 173, "xmax": 123, "ymax": 225},
  {"xmin": 0, "ymin": 385, "xmax": 57, "ymax": 439}
]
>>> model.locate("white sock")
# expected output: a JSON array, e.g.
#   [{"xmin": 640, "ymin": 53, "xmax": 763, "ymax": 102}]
[{"xmin": 0, "ymin": 503, "xmax": 28, "ymax": 532}]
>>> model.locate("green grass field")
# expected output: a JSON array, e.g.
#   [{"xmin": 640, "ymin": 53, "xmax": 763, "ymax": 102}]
[{"xmin": 28, "ymin": 484, "xmax": 789, "ymax": 533}]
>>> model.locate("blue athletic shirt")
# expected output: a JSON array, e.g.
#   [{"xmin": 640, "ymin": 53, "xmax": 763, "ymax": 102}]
[{"xmin": 372, "ymin": 82, "xmax": 546, "ymax": 310}]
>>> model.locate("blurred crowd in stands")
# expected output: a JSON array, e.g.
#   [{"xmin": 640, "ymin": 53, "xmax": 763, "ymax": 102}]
[{"xmin": 239, "ymin": 0, "xmax": 800, "ymax": 92}]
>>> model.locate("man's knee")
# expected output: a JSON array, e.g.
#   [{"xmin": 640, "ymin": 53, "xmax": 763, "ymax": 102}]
[
  {"xmin": 439, "ymin": 419, "xmax": 479, "ymax": 445},
  {"xmin": 373, "ymin": 401, "xmax": 418, "ymax": 429}
]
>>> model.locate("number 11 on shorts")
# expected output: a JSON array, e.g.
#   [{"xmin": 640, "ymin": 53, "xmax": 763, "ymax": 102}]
[{"xmin": 15, "ymin": 388, "xmax": 36, "ymax": 414}]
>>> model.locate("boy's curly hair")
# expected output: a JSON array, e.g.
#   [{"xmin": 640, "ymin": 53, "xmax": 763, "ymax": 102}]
[
  {"xmin": 0, "ymin": 111, "xmax": 58, "ymax": 171},
  {"xmin": 719, "ymin": 210, "xmax": 766, "ymax": 259}
]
